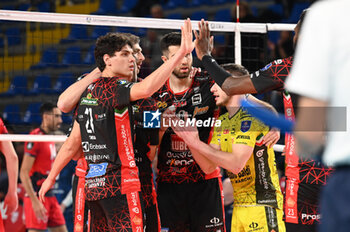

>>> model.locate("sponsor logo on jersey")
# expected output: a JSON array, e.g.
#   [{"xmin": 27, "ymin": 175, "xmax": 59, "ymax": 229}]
[
  {"xmin": 82, "ymin": 142, "xmax": 107, "ymax": 152},
  {"xmin": 26, "ymin": 142, "xmax": 33, "ymax": 150},
  {"xmin": 249, "ymin": 222, "xmax": 258, "ymax": 229},
  {"xmin": 171, "ymin": 134, "xmax": 189, "ymax": 152},
  {"xmin": 80, "ymin": 93, "xmax": 98, "ymax": 106},
  {"xmin": 86, "ymin": 177, "xmax": 106, "ymax": 188},
  {"xmin": 143, "ymin": 110, "xmax": 161, "ymax": 128},
  {"xmin": 240, "ymin": 120, "xmax": 252, "ymax": 132},
  {"xmin": 192, "ymin": 93, "xmax": 202, "ymax": 105},
  {"xmin": 236, "ymin": 135, "xmax": 250, "ymax": 140},
  {"xmin": 159, "ymin": 92, "xmax": 168, "ymax": 98},
  {"xmin": 301, "ymin": 213, "xmax": 321, "ymax": 221},
  {"xmin": 85, "ymin": 154, "xmax": 111, "ymax": 162},
  {"xmin": 94, "ymin": 113, "xmax": 106, "ymax": 121},
  {"xmin": 86, "ymin": 163, "xmax": 108, "ymax": 178},
  {"xmin": 193, "ymin": 106, "xmax": 209, "ymax": 117},
  {"xmin": 205, "ymin": 217, "xmax": 223, "ymax": 229},
  {"xmin": 156, "ymin": 101, "xmax": 168, "ymax": 109}
]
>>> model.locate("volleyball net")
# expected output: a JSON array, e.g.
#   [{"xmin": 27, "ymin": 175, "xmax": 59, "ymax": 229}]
[{"xmin": 0, "ymin": 10, "xmax": 295, "ymax": 152}]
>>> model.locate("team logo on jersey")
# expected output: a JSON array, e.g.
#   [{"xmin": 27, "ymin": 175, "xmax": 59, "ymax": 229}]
[
  {"xmin": 86, "ymin": 162, "xmax": 108, "ymax": 178},
  {"xmin": 240, "ymin": 120, "xmax": 251, "ymax": 132},
  {"xmin": 26, "ymin": 142, "xmax": 33, "ymax": 150},
  {"xmin": 143, "ymin": 110, "xmax": 161, "ymax": 128},
  {"xmin": 80, "ymin": 93, "xmax": 98, "ymax": 106}
]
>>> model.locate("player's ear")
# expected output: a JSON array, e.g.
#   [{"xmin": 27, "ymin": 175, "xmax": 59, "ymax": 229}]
[
  {"xmin": 161, "ymin": 55, "xmax": 168, "ymax": 62},
  {"xmin": 103, "ymin": 54, "xmax": 111, "ymax": 66}
]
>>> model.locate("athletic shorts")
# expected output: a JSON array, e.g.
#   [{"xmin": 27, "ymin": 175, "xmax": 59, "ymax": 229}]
[
  {"xmin": 86, "ymin": 191, "xmax": 144, "ymax": 232},
  {"xmin": 140, "ymin": 174, "xmax": 161, "ymax": 232},
  {"xmin": 231, "ymin": 205, "xmax": 285, "ymax": 232},
  {"xmin": 24, "ymin": 196, "xmax": 65, "ymax": 230},
  {"xmin": 157, "ymin": 178, "xmax": 225, "ymax": 232}
]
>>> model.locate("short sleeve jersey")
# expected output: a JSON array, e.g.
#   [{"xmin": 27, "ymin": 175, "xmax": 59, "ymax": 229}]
[
  {"xmin": 153, "ymin": 68, "xmax": 221, "ymax": 183},
  {"xmin": 211, "ymin": 109, "xmax": 283, "ymax": 209},
  {"xmin": 24, "ymin": 128, "xmax": 56, "ymax": 194},
  {"xmin": 250, "ymin": 56, "xmax": 293, "ymax": 93},
  {"xmin": 76, "ymin": 77, "xmax": 140, "ymax": 201}
]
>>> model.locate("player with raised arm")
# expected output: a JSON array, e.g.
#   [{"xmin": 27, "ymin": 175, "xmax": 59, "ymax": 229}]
[
  {"xmin": 39, "ymin": 19, "xmax": 194, "ymax": 232},
  {"xmin": 171, "ymin": 64, "xmax": 285, "ymax": 232}
]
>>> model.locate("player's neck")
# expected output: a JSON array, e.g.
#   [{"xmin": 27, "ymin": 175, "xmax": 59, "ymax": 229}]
[
  {"xmin": 169, "ymin": 75, "xmax": 192, "ymax": 93},
  {"xmin": 40, "ymin": 124, "xmax": 51, "ymax": 134},
  {"xmin": 226, "ymin": 95, "xmax": 243, "ymax": 118}
]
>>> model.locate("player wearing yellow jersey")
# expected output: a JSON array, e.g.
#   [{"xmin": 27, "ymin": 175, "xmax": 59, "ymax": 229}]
[{"xmin": 171, "ymin": 63, "xmax": 285, "ymax": 232}]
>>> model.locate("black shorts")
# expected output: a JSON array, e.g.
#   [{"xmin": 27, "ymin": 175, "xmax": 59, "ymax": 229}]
[
  {"xmin": 285, "ymin": 222, "xmax": 316, "ymax": 232},
  {"xmin": 140, "ymin": 174, "xmax": 161, "ymax": 232},
  {"xmin": 157, "ymin": 178, "xmax": 225, "ymax": 232},
  {"xmin": 87, "ymin": 191, "xmax": 144, "ymax": 232}
]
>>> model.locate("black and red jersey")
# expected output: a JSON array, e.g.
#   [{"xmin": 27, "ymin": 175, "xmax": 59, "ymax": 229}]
[
  {"xmin": 153, "ymin": 68, "xmax": 221, "ymax": 184},
  {"xmin": 76, "ymin": 77, "xmax": 141, "ymax": 201},
  {"xmin": 24, "ymin": 128, "xmax": 56, "ymax": 195},
  {"xmin": 250, "ymin": 56, "xmax": 333, "ymax": 225},
  {"xmin": 250, "ymin": 56, "xmax": 293, "ymax": 92}
]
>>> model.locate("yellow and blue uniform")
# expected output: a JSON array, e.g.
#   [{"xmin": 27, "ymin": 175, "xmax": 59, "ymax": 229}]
[{"xmin": 211, "ymin": 108, "xmax": 285, "ymax": 232}]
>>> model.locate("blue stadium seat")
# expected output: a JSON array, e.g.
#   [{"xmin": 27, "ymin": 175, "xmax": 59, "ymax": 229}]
[
  {"xmin": 214, "ymin": 8, "xmax": 232, "ymax": 22},
  {"xmin": 53, "ymin": 72, "xmax": 75, "ymax": 94},
  {"xmin": 2, "ymin": 104, "xmax": 23, "ymax": 125},
  {"xmin": 287, "ymin": 2, "xmax": 310, "ymax": 23},
  {"xmin": 268, "ymin": 3, "xmax": 284, "ymax": 17},
  {"xmin": 191, "ymin": 10, "xmax": 208, "ymax": 20},
  {"xmin": 164, "ymin": 0, "xmax": 188, "ymax": 10},
  {"xmin": 31, "ymin": 47, "xmax": 59, "ymax": 69},
  {"xmin": 62, "ymin": 112, "xmax": 73, "ymax": 124},
  {"xmin": 119, "ymin": 0, "xmax": 139, "ymax": 14},
  {"xmin": 61, "ymin": 46, "xmax": 82, "ymax": 66},
  {"xmin": 23, "ymin": 103, "xmax": 42, "ymax": 125},
  {"xmin": 83, "ymin": 45, "xmax": 95, "ymax": 65},
  {"xmin": 36, "ymin": 2, "xmax": 52, "ymax": 12},
  {"xmin": 6, "ymin": 28, "xmax": 21, "ymax": 46},
  {"xmin": 91, "ymin": 26, "xmax": 111, "ymax": 40},
  {"xmin": 214, "ymin": 35, "xmax": 226, "ymax": 45},
  {"xmin": 167, "ymin": 13, "xmax": 182, "ymax": 20},
  {"xmin": 29, "ymin": 75, "xmax": 53, "ymax": 95},
  {"xmin": 61, "ymin": 25, "xmax": 88, "ymax": 43},
  {"xmin": 93, "ymin": 0, "xmax": 118, "ymax": 15},
  {"xmin": 4, "ymin": 75, "xmax": 28, "ymax": 96}
]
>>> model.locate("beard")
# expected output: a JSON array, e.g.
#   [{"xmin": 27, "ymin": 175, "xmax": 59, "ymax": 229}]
[{"xmin": 172, "ymin": 66, "xmax": 192, "ymax": 79}]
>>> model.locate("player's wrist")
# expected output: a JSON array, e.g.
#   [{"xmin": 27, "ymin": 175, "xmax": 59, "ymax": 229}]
[{"xmin": 201, "ymin": 55, "xmax": 231, "ymax": 87}]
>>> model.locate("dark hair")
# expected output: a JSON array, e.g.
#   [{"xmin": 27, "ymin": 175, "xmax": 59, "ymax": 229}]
[
  {"xmin": 94, "ymin": 32, "xmax": 133, "ymax": 71},
  {"xmin": 40, "ymin": 102, "xmax": 57, "ymax": 116},
  {"xmin": 160, "ymin": 32, "xmax": 181, "ymax": 55},
  {"xmin": 123, "ymin": 33, "xmax": 140, "ymax": 46},
  {"xmin": 221, "ymin": 63, "xmax": 249, "ymax": 76}
]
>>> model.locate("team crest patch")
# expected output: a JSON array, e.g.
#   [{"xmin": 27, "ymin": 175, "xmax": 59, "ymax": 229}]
[{"xmin": 240, "ymin": 120, "xmax": 251, "ymax": 132}]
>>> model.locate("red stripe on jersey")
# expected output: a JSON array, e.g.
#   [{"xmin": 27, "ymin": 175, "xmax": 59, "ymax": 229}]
[
  {"xmin": 126, "ymin": 191, "xmax": 144, "ymax": 232},
  {"xmin": 283, "ymin": 92, "xmax": 299, "ymax": 223},
  {"xmin": 74, "ymin": 158, "xmax": 87, "ymax": 232},
  {"xmin": 114, "ymin": 108, "xmax": 141, "ymax": 194}
]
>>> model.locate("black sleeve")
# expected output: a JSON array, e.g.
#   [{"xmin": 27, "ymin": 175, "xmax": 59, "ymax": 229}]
[
  {"xmin": 112, "ymin": 80, "xmax": 133, "ymax": 109},
  {"xmin": 250, "ymin": 57, "xmax": 292, "ymax": 93}
]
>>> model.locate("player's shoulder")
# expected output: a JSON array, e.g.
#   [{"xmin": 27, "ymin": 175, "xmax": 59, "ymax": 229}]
[{"xmin": 29, "ymin": 127, "xmax": 43, "ymax": 135}]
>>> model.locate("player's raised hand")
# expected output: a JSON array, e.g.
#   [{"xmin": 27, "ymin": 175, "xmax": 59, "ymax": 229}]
[
  {"xmin": 194, "ymin": 19, "xmax": 214, "ymax": 60},
  {"xmin": 180, "ymin": 18, "xmax": 195, "ymax": 55}
]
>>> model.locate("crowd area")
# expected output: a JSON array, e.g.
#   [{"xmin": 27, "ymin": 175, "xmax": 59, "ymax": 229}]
[{"xmin": 1, "ymin": 0, "xmax": 350, "ymax": 232}]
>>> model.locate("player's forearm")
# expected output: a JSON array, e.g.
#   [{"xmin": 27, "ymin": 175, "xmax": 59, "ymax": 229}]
[
  {"xmin": 188, "ymin": 147, "xmax": 217, "ymax": 174},
  {"xmin": 2, "ymin": 141, "xmax": 18, "ymax": 194},
  {"xmin": 47, "ymin": 140, "xmax": 80, "ymax": 182},
  {"xmin": 58, "ymin": 68, "xmax": 101, "ymax": 113},
  {"xmin": 130, "ymin": 49, "xmax": 187, "ymax": 101},
  {"xmin": 20, "ymin": 171, "xmax": 37, "ymax": 201}
]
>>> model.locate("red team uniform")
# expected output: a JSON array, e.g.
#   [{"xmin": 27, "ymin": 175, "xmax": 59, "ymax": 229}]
[
  {"xmin": 23, "ymin": 128, "xmax": 65, "ymax": 230},
  {"xmin": 153, "ymin": 68, "xmax": 225, "ymax": 232},
  {"xmin": 76, "ymin": 77, "xmax": 143, "ymax": 232}
]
